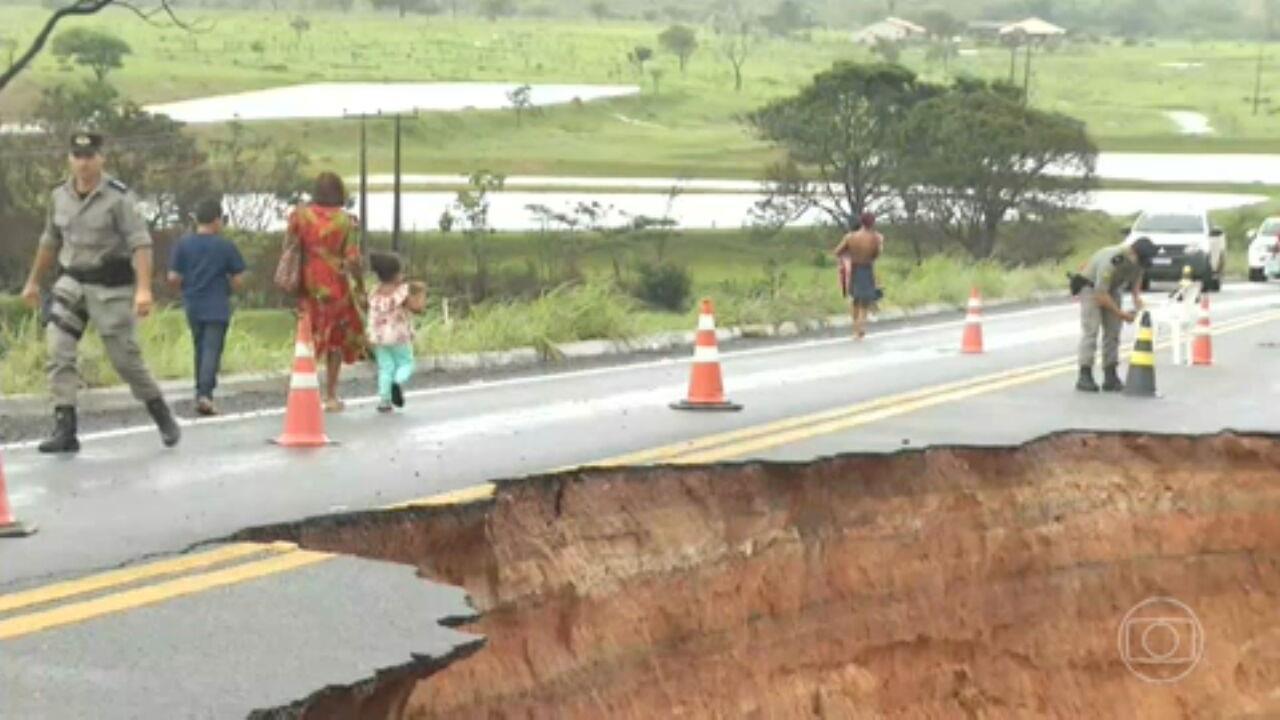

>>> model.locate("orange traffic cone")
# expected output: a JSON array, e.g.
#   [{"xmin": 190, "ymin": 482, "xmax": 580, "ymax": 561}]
[
  {"xmin": 0, "ymin": 451, "xmax": 37, "ymax": 538},
  {"xmin": 273, "ymin": 311, "xmax": 332, "ymax": 447},
  {"xmin": 671, "ymin": 299, "xmax": 742, "ymax": 412},
  {"xmin": 961, "ymin": 287, "xmax": 984, "ymax": 354},
  {"xmin": 1192, "ymin": 295, "xmax": 1214, "ymax": 366}
]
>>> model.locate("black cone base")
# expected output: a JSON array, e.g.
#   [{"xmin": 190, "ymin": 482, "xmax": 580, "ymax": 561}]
[
  {"xmin": 0, "ymin": 520, "xmax": 38, "ymax": 538},
  {"xmin": 670, "ymin": 400, "xmax": 743, "ymax": 412},
  {"xmin": 1123, "ymin": 368, "xmax": 1158, "ymax": 397}
]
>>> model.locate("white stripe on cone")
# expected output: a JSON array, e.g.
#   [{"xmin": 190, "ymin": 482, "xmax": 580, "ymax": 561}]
[
  {"xmin": 698, "ymin": 314, "xmax": 716, "ymax": 331},
  {"xmin": 291, "ymin": 373, "xmax": 320, "ymax": 390},
  {"xmin": 295, "ymin": 342, "xmax": 313, "ymax": 359},
  {"xmin": 693, "ymin": 345, "xmax": 719, "ymax": 363}
]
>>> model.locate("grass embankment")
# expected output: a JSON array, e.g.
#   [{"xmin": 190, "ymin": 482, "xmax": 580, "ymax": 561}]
[
  {"xmin": 4, "ymin": 7, "xmax": 1280, "ymax": 179},
  {"xmin": 0, "ymin": 216, "xmax": 1112, "ymax": 395}
]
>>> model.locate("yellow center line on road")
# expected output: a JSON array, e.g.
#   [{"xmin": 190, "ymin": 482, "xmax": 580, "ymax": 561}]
[
  {"xmin": 388, "ymin": 483, "xmax": 499, "ymax": 510},
  {"xmin": 379, "ymin": 307, "xmax": 1280, "ymax": 505},
  {"xmin": 0, "ymin": 542, "xmax": 297, "ymax": 615},
  {"xmin": 664, "ymin": 309, "xmax": 1280, "ymax": 464},
  {"xmin": 592, "ymin": 358, "xmax": 1079, "ymax": 468},
  {"xmin": 2, "ymin": 307, "xmax": 1276, "ymax": 641},
  {"xmin": 0, "ymin": 547, "xmax": 330, "ymax": 641}
]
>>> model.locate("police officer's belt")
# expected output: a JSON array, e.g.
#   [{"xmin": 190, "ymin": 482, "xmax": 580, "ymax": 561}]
[{"xmin": 62, "ymin": 258, "xmax": 135, "ymax": 287}]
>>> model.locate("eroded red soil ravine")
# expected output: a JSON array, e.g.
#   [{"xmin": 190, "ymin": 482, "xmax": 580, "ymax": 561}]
[{"xmin": 247, "ymin": 432, "xmax": 1280, "ymax": 719}]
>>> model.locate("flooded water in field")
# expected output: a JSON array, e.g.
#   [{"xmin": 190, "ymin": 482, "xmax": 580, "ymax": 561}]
[
  {"xmin": 142, "ymin": 82, "xmax": 639, "ymax": 123},
  {"xmin": 233, "ymin": 188, "xmax": 1267, "ymax": 233},
  {"xmin": 1164, "ymin": 111, "xmax": 1214, "ymax": 135},
  {"xmin": 1096, "ymin": 153, "xmax": 1280, "ymax": 185}
]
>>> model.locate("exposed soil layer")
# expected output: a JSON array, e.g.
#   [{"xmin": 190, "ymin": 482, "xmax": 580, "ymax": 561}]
[{"xmin": 244, "ymin": 432, "xmax": 1280, "ymax": 719}]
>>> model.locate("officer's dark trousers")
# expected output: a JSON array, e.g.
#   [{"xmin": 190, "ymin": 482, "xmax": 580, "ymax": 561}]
[{"xmin": 187, "ymin": 315, "xmax": 229, "ymax": 400}]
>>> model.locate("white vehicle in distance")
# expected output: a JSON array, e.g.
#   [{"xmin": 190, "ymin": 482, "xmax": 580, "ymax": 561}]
[
  {"xmin": 1246, "ymin": 217, "xmax": 1280, "ymax": 282},
  {"xmin": 1122, "ymin": 210, "xmax": 1226, "ymax": 292}
]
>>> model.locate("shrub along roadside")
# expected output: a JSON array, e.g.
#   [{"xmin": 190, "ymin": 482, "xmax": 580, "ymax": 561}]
[{"xmin": 0, "ymin": 256, "xmax": 1069, "ymax": 396}]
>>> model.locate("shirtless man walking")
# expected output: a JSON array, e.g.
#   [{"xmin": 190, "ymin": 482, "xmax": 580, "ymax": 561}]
[{"xmin": 833, "ymin": 212, "xmax": 884, "ymax": 340}]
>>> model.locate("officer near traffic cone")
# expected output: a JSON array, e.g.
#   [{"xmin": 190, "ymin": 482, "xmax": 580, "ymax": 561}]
[
  {"xmin": 1074, "ymin": 237, "xmax": 1158, "ymax": 393},
  {"xmin": 18, "ymin": 131, "xmax": 181, "ymax": 453}
]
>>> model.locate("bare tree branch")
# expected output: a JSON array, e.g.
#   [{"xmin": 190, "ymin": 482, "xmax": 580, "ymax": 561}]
[{"xmin": 117, "ymin": 0, "xmax": 212, "ymax": 32}]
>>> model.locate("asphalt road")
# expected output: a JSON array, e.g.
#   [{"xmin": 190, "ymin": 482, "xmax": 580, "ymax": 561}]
[{"xmin": 3, "ymin": 280, "xmax": 1279, "ymax": 718}]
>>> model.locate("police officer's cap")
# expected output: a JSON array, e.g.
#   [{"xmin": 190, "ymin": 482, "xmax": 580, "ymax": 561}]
[
  {"xmin": 69, "ymin": 131, "xmax": 104, "ymax": 155},
  {"xmin": 1130, "ymin": 237, "xmax": 1158, "ymax": 268}
]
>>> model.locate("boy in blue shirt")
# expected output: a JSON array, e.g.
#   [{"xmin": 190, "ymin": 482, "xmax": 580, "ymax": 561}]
[{"xmin": 168, "ymin": 198, "xmax": 247, "ymax": 416}]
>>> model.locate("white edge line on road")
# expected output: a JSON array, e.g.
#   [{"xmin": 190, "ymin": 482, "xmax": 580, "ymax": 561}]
[{"xmin": 6, "ymin": 294, "xmax": 1271, "ymax": 452}]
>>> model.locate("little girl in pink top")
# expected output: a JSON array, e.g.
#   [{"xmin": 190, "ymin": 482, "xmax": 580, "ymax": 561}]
[{"xmin": 366, "ymin": 252, "xmax": 426, "ymax": 413}]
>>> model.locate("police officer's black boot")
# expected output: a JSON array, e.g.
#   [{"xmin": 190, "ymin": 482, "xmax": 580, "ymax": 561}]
[
  {"xmin": 1076, "ymin": 365, "xmax": 1100, "ymax": 393},
  {"xmin": 145, "ymin": 398, "xmax": 181, "ymax": 448},
  {"xmin": 1102, "ymin": 364, "xmax": 1125, "ymax": 393},
  {"xmin": 39, "ymin": 406, "xmax": 80, "ymax": 454}
]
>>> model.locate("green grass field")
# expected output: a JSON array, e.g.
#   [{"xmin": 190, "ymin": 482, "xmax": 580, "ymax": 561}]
[{"xmin": 4, "ymin": 7, "xmax": 1280, "ymax": 179}]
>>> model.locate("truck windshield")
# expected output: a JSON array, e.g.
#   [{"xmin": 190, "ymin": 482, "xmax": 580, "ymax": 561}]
[{"xmin": 1134, "ymin": 214, "xmax": 1204, "ymax": 234}]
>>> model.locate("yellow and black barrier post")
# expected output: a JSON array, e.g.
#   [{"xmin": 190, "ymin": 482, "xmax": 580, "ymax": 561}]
[{"xmin": 1124, "ymin": 310, "xmax": 1158, "ymax": 398}]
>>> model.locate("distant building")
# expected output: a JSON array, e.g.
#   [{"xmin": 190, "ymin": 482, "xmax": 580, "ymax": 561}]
[
  {"xmin": 851, "ymin": 17, "xmax": 928, "ymax": 45},
  {"xmin": 999, "ymin": 17, "xmax": 1067, "ymax": 39},
  {"xmin": 967, "ymin": 17, "xmax": 1067, "ymax": 43}
]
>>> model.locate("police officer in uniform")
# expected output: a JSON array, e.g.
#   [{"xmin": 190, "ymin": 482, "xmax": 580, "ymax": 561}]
[
  {"xmin": 20, "ymin": 131, "xmax": 181, "ymax": 453},
  {"xmin": 1075, "ymin": 237, "xmax": 1157, "ymax": 393}
]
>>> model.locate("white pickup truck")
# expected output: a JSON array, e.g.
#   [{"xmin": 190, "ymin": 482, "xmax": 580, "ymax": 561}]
[
  {"xmin": 1247, "ymin": 216, "xmax": 1280, "ymax": 282},
  {"xmin": 1123, "ymin": 210, "xmax": 1227, "ymax": 292}
]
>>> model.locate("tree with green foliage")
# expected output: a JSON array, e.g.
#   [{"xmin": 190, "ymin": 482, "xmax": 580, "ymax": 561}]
[
  {"xmin": 289, "ymin": 16, "xmax": 310, "ymax": 44},
  {"xmin": 650, "ymin": 67, "xmax": 665, "ymax": 94},
  {"xmin": 659, "ymin": 24, "xmax": 698, "ymax": 73},
  {"xmin": 588, "ymin": 0, "xmax": 610, "ymax": 22},
  {"xmin": 628, "ymin": 45, "xmax": 653, "ymax": 74},
  {"xmin": 900, "ymin": 79, "xmax": 1097, "ymax": 259},
  {"xmin": 51, "ymin": 27, "xmax": 131, "ymax": 81},
  {"xmin": 713, "ymin": 0, "xmax": 756, "ymax": 92},
  {"xmin": 205, "ymin": 120, "xmax": 310, "ymax": 234},
  {"xmin": 918, "ymin": 8, "xmax": 961, "ymax": 42},
  {"xmin": 506, "ymin": 83, "xmax": 532, "ymax": 127},
  {"xmin": 747, "ymin": 62, "xmax": 937, "ymax": 229},
  {"xmin": 1, "ymin": 0, "xmax": 203, "ymax": 97},
  {"xmin": 480, "ymin": 0, "xmax": 517, "ymax": 21}
]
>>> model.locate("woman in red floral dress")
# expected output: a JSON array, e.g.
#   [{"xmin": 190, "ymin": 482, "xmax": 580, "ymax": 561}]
[{"xmin": 289, "ymin": 172, "xmax": 366, "ymax": 412}]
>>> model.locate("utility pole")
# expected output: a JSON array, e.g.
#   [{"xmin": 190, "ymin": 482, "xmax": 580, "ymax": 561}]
[
  {"xmin": 1254, "ymin": 40, "xmax": 1266, "ymax": 117},
  {"xmin": 359, "ymin": 114, "xmax": 368, "ymax": 250},
  {"xmin": 342, "ymin": 109, "xmax": 417, "ymax": 253},
  {"xmin": 393, "ymin": 114, "xmax": 403, "ymax": 253},
  {"xmin": 1023, "ymin": 42, "xmax": 1033, "ymax": 104}
]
